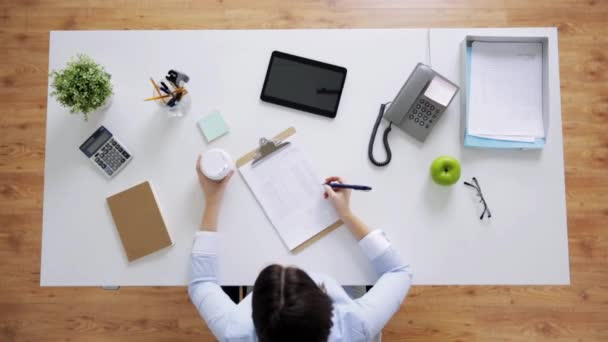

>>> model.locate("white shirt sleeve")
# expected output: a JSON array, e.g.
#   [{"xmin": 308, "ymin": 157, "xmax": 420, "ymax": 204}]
[
  {"xmin": 354, "ymin": 229, "xmax": 413, "ymax": 338},
  {"xmin": 192, "ymin": 231, "xmax": 220, "ymax": 255},
  {"xmin": 188, "ymin": 231, "xmax": 236, "ymax": 340},
  {"xmin": 358, "ymin": 229, "xmax": 391, "ymax": 260}
]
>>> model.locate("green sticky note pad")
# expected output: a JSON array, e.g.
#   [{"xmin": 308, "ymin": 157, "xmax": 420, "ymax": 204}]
[{"xmin": 198, "ymin": 111, "xmax": 229, "ymax": 142}]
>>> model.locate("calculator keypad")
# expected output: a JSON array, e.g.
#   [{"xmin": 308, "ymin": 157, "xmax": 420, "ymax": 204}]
[
  {"xmin": 93, "ymin": 138, "xmax": 131, "ymax": 177},
  {"xmin": 407, "ymin": 97, "xmax": 441, "ymax": 130}
]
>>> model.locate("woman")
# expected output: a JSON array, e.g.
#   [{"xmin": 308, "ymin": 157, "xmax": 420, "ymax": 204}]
[{"xmin": 189, "ymin": 156, "xmax": 412, "ymax": 342}]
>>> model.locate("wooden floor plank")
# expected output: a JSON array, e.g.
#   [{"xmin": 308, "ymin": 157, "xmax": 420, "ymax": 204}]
[{"xmin": 1, "ymin": 1, "xmax": 607, "ymax": 341}]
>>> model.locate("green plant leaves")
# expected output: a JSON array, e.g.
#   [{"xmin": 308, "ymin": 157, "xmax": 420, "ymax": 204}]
[{"xmin": 50, "ymin": 54, "xmax": 113, "ymax": 120}]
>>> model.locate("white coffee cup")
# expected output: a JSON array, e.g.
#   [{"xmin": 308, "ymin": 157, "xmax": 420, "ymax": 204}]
[{"xmin": 200, "ymin": 149, "xmax": 235, "ymax": 181}]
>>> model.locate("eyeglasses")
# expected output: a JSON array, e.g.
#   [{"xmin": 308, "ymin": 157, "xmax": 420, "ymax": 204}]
[{"xmin": 464, "ymin": 177, "xmax": 492, "ymax": 220}]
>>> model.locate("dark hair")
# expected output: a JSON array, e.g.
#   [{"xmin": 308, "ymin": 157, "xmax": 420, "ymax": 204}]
[{"xmin": 252, "ymin": 264, "xmax": 333, "ymax": 342}]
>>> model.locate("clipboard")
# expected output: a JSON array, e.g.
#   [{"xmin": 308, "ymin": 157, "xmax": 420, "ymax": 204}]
[{"xmin": 236, "ymin": 127, "xmax": 342, "ymax": 253}]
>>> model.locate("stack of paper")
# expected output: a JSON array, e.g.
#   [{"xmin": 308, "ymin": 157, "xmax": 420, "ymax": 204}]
[{"xmin": 467, "ymin": 41, "xmax": 545, "ymax": 145}]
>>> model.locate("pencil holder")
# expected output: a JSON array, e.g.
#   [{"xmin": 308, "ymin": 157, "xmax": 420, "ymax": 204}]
[{"xmin": 152, "ymin": 84, "xmax": 191, "ymax": 118}]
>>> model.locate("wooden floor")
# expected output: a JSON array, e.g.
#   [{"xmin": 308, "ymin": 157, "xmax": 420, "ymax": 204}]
[{"xmin": 1, "ymin": 0, "xmax": 607, "ymax": 341}]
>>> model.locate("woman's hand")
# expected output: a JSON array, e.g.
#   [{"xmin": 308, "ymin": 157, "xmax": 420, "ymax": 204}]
[
  {"xmin": 197, "ymin": 155, "xmax": 234, "ymax": 230},
  {"xmin": 196, "ymin": 155, "xmax": 234, "ymax": 206},
  {"xmin": 323, "ymin": 176, "xmax": 352, "ymax": 219},
  {"xmin": 324, "ymin": 176, "xmax": 370, "ymax": 241}
]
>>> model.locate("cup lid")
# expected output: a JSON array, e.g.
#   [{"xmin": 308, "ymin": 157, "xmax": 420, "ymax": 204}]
[{"xmin": 201, "ymin": 149, "xmax": 233, "ymax": 180}]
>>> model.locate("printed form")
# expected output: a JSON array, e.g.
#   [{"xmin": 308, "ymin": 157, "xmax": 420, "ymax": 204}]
[{"xmin": 239, "ymin": 140, "xmax": 339, "ymax": 251}]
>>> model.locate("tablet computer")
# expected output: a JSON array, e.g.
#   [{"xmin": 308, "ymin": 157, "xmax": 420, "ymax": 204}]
[{"xmin": 260, "ymin": 51, "xmax": 347, "ymax": 118}]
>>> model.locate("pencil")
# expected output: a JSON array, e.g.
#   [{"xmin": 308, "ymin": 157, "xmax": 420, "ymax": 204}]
[
  {"xmin": 144, "ymin": 88, "xmax": 188, "ymax": 101},
  {"xmin": 170, "ymin": 87, "xmax": 187, "ymax": 94},
  {"xmin": 149, "ymin": 78, "xmax": 166, "ymax": 104},
  {"xmin": 144, "ymin": 94, "xmax": 172, "ymax": 101}
]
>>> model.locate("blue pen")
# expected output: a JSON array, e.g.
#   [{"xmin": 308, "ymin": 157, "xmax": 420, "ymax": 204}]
[{"xmin": 324, "ymin": 182, "xmax": 372, "ymax": 191}]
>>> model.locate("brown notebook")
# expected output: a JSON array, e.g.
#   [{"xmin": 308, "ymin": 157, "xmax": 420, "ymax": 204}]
[{"xmin": 107, "ymin": 181, "xmax": 172, "ymax": 262}]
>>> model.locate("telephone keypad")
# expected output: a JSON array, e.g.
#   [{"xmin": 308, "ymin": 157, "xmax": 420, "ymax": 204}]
[{"xmin": 406, "ymin": 97, "xmax": 442, "ymax": 131}]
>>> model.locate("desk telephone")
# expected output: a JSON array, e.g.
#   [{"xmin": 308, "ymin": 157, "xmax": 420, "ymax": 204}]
[{"xmin": 368, "ymin": 63, "xmax": 459, "ymax": 166}]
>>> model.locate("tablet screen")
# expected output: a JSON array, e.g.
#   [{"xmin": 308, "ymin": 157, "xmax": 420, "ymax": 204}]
[{"xmin": 260, "ymin": 51, "xmax": 347, "ymax": 118}]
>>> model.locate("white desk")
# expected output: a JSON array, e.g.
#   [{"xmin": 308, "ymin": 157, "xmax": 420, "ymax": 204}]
[{"xmin": 41, "ymin": 28, "xmax": 569, "ymax": 286}]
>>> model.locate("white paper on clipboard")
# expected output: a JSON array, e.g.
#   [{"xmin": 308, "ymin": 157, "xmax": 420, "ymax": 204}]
[{"xmin": 238, "ymin": 135, "xmax": 339, "ymax": 251}]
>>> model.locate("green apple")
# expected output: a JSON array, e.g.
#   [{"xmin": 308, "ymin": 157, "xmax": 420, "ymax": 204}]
[{"xmin": 430, "ymin": 156, "xmax": 461, "ymax": 186}]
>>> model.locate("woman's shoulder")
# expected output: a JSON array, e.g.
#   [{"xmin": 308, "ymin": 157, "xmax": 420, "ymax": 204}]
[
  {"xmin": 221, "ymin": 296, "xmax": 257, "ymax": 342},
  {"xmin": 221, "ymin": 318, "xmax": 256, "ymax": 342},
  {"xmin": 222, "ymin": 331, "xmax": 257, "ymax": 342},
  {"xmin": 330, "ymin": 306, "xmax": 372, "ymax": 342}
]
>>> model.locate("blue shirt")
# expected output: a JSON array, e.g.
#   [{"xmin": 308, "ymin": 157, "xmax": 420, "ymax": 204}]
[{"xmin": 189, "ymin": 229, "xmax": 412, "ymax": 342}]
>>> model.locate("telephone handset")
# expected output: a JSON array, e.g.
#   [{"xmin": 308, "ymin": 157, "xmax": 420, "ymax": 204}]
[{"xmin": 368, "ymin": 63, "xmax": 460, "ymax": 166}]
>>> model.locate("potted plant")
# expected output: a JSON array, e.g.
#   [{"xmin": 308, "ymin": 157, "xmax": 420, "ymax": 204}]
[{"xmin": 50, "ymin": 54, "xmax": 113, "ymax": 120}]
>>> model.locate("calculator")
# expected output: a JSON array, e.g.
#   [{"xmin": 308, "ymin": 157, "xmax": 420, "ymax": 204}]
[{"xmin": 79, "ymin": 126, "xmax": 132, "ymax": 178}]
